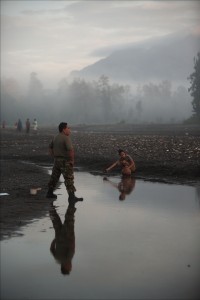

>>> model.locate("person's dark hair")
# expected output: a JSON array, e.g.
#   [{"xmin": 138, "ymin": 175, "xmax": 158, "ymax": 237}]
[
  {"xmin": 58, "ymin": 122, "xmax": 68, "ymax": 132},
  {"xmin": 118, "ymin": 149, "xmax": 125, "ymax": 155}
]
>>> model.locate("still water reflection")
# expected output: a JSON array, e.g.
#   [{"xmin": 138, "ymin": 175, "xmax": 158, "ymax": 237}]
[
  {"xmin": 49, "ymin": 202, "xmax": 76, "ymax": 275},
  {"xmin": 103, "ymin": 175, "xmax": 136, "ymax": 200},
  {"xmin": 1, "ymin": 172, "xmax": 200, "ymax": 299}
]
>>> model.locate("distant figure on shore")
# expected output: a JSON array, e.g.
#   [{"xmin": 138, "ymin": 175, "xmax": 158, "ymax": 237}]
[
  {"xmin": 2, "ymin": 120, "xmax": 6, "ymax": 129},
  {"xmin": 105, "ymin": 149, "xmax": 136, "ymax": 176},
  {"xmin": 46, "ymin": 122, "xmax": 83, "ymax": 202},
  {"xmin": 103, "ymin": 176, "xmax": 136, "ymax": 200},
  {"xmin": 17, "ymin": 119, "xmax": 22, "ymax": 132},
  {"xmin": 25, "ymin": 118, "xmax": 30, "ymax": 134},
  {"xmin": 49, "ymin": 202, "xmax": 76, "ymax": 275},
  {"xmin": 33, "ymin": 118, "xmax": 38, "ymax": 133}
]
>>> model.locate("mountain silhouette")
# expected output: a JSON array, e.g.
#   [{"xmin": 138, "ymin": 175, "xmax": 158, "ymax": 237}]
[{"xmin": 70, "ymin": 33, "xmax": 200, "ymax": 84}]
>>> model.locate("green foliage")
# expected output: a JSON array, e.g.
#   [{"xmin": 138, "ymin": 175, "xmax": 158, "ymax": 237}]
[
  {"xmin": 184, "ymin": 114, "xmax": 200, "ymax": 124},
  {"xmin": 188, "ymin": 52, "xmax": 200, "ymax": 117}
]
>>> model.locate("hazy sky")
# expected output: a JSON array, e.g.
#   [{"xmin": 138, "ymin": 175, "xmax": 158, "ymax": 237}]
[{"xmin": 1, "ymin": 0, "xmax": 200, "ymax": 88}]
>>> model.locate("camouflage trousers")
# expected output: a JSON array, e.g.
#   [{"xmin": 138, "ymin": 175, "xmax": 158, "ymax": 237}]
[{"xmin": 48, "ymin": 159, "xmax": 76, "ymax": 194}]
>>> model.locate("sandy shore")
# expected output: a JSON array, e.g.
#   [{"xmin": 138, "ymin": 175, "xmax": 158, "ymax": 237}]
[{"xmin": 0, "ymin": 124, "xmax": 200, "ymax": 240}]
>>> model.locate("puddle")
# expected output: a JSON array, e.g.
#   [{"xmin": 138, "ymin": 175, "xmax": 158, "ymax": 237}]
[{"xmin": 1, "ymin": 172, "xmax": 200, "ymax": 299}]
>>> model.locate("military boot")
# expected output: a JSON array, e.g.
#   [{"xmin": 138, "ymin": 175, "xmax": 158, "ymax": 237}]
[{"xmin": 46, "ymin": 188, "xmax": 57, "ymax": 199}]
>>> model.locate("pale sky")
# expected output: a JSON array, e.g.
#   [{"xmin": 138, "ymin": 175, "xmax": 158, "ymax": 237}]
[{"xmin": 1, "ymin": 0, "xmax": 200, "ymax": 88}]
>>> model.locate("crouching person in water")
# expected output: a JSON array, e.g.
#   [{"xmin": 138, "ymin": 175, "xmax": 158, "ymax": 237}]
[
  {"xmin": 46, "ymin": 122, "xmax": 83, "ymax": 202},
  {"xmin": 105, "ymin": 149, "xmax": 136, "ymax": 176}
]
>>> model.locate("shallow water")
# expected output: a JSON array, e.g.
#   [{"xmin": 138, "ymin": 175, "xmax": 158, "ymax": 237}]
[{"xmin": 1, "ymin": 172, "xmax": 200, "ymax": 299}]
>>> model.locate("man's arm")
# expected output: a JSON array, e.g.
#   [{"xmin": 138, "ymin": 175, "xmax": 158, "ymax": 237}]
[
  {"xmin": 68, "ymin": 149, "xmax": 75, "ymax": 165},
  {"xmin": 105, "ymin": 161, "xmax": 118, "ymax": 172},
  {"xmin": 65, "ymin": 137, "xmax": 74, "ymax": 164}
]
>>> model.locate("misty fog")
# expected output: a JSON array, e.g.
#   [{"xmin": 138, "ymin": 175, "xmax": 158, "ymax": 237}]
[{"xmin": 1, "ymin": 72, "xmax": 193, "ymax": 126}]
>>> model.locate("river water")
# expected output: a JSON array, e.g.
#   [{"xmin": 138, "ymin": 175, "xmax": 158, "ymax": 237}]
[{"xmin": 1, "ymin": 171, "xmax": 200, "ymax": 299}]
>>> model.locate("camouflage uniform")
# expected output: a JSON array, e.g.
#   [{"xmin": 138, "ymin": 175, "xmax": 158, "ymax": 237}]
[
  {"xmin": 48, "ymin": 159, "xmax": 76, "ymax": 194},
  {"xmin": 48, "ymin": 132, "xmax": 76, "ymax": 195}
]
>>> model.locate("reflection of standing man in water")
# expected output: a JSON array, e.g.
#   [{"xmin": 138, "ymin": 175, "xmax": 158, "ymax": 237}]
[
  {"xmin": 103, "ymin": 176, "xmax": 136, "ymax": 200},
  {"xmin": 49, "ymin": 202, "xmax": 77, "ymax": 275}
]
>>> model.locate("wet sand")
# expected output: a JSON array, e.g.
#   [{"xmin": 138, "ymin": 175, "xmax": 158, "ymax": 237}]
[{"xmin": 0, "ymin": 124, "xmax": 200, "ymax": 240}]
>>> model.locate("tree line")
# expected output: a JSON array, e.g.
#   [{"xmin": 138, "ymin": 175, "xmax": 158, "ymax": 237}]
[{"xmin": 1, "ymin": 52, "xmax": 199, "ymax": 126}]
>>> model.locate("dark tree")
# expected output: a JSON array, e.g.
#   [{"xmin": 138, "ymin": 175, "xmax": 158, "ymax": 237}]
[
  {"xmin": 188, "ymin": 52, "xmax": 200, "ymax": 117},
  {"xmin": 97, "ymin": 75, "xmax": 112, "ymax": 122}
]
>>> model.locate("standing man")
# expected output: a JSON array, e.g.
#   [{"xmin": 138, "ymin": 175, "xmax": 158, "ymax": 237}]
[
  {"xmin": 26, "ymin": 118, "xmax": 30, "ymax": 134},
  {"xmin": 17, "ymin": 118, "xmax": 22, "ymax": 132},
  {"xmin": 33, "ymin": 118, "xmax": 38, "ymax": 133},
  {"xmin": 46, "ymin": 122, "xmax": 83, "ymax": 202}
]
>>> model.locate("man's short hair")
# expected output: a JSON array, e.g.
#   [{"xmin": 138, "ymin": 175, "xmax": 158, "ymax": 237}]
[{"xmin": 58, "ymin": 122, "xmax": 68, "ymax": 132}]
